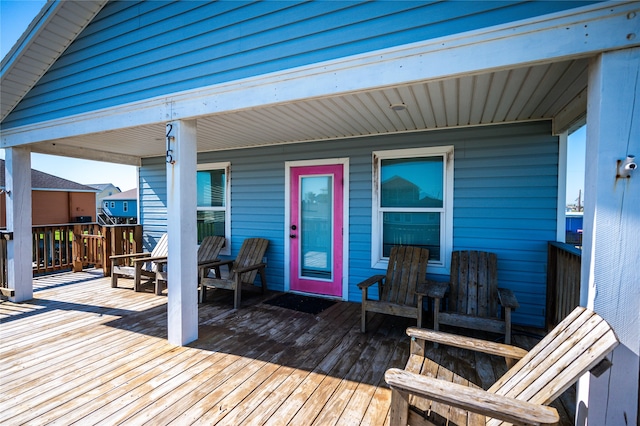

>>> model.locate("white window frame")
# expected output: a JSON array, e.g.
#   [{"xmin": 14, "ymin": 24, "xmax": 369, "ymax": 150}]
[
  {"xmin": 197, "ymin": 162, "xmax": 231, "ymax": 255},
  {"xmin": 371, "ymin": 146, "xmax": 454, "ymax": 275}
]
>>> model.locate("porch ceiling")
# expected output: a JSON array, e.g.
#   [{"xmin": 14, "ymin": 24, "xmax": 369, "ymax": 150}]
[{"xmin": 30, "ymin": 58, "xmax": 588, "ymax": 163}]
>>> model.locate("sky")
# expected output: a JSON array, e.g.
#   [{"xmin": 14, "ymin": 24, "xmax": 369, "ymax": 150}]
[{"xmin": 1, "ymin": 0, "xmax": 585, "ymax": 201}]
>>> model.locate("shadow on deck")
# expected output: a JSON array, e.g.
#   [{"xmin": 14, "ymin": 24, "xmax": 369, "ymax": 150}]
[{"xmin": 0, "ymin": 270, "xmax": 575, "ymax": 425}]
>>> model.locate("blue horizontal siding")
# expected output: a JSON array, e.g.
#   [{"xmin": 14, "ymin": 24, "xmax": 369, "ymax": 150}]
[
  {"xmin": 4, "ymin": 0, "xmax": 596, "ymax": 128},
  {"xmin": 140, "ymin": 121, "xmax": 557, "ymax": 327}
]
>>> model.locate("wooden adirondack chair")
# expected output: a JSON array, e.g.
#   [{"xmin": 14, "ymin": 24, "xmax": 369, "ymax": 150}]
[
  {"xmin": 110, "ymin": 233, "xmax": 168, "ymax": 292},
  {"xmin": 425, "ymin": 250, "xmax": 519, "ymax": 344},
  {"xmin": 199, "ymin": 238, "xmax": 269, "ymax": 309},
  {"xmin": 358, "ymin": 246, "xmax": 430, "ymax": 333},
  {"xmin": 154, "ymin": 235, "xmax": 225, "ymax": 296},
  {"xmin": 385, "ymin": 306, "xmax": 619, "ymax": 426}
]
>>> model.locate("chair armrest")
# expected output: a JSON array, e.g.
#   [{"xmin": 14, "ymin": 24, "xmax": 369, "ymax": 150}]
[
  {"xmin": 421, "ymin": 280, "xmax": 449, "ymax": 298},
  {"xmin": 385, "ymin": 368, "xmax": 559, "ymax": 425},
  {"xmin": 497, "ymin": 287, "xmax": 520, "ymax": 310},
  {"xmin": 357, "ymin": 274, "xmax": 385, "ymax": 290},
  {"xmin": 132, "ymin": 255, "xmax": 167, "ymax": 264},
  {"xmin": 406, "ymin": 327, "xmax": 528, "ymax": 360},
  {"xmin": 110, "ymin": 252, "xmax": 151, "ymax": 260},
  {"xmin": 199, "ymin": 258, "xmax": 234, "ymax": 270},
  {"xmin": 197, "ymin": 258, "xmax": 220, "ymax": 268},
  {"xmin": 235, "ymin": 263, "xmax": 266, "ymax": 274}
]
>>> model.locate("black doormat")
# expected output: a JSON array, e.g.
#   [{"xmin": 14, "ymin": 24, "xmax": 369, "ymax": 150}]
[{"xmin": 264, "ymin": 293, "xmax": 336, "ymax": 315}]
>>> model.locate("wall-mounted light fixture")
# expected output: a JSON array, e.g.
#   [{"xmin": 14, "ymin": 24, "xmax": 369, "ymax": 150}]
[
  {"xmin": 617, "ymin": 155, "xmax": 637, "ymax": 178},
  {"xmin": 166, "ymin": 123, "xmax": 176, "ymax": 164}
]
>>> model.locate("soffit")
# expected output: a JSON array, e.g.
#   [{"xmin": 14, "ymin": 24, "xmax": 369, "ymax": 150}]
[{"xmin": 28, "ymin": 57, "xmax": 588, "ymax": 161}]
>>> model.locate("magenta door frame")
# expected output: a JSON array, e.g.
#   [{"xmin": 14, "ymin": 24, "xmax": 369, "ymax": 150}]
[{"xmin": 289, "ymin": 164, "xmax": 343, "ymax": 297}]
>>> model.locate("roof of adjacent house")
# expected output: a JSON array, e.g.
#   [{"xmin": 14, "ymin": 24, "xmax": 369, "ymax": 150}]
[
  {"xmin": 88, "ymin": 183, "xmax": 121, "ymax": 192},
  {"xmin": 0, "ymin": 159, "xmax": 98, "ymax": 192},
  {"xmin": 102, "ymin": 188, "xmax": 137, "ymax": 201}
]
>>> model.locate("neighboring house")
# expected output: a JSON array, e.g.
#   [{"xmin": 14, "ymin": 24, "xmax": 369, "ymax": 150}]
[
  {"xmin": 88, "ymin": 183, "xmax": 121, "ymax": 215},
  {"xmin": 0, "ymin": 159, "xmax": 96, "ymax": 226},
  {"xmin": 101, "ymin": 188, "xmax": 137, "ymax": 224},
  {"xmin": 1, "ymin": 2, "xmax": 638, "ymax": 422}
]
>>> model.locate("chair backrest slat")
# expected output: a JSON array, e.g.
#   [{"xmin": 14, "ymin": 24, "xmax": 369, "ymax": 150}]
[
  {"xmin": 450, "ymin": 251, "xmax": 499, "ymax": 318},
  {"xmin": 197, "ymin": 235, "xmax": 225, "ymax": 263},
  {"xmin": 486, "ymin": 307, "xmax": 619, "ymax": 426},
  {"xmin": 151, "ymin": 233, "xmax": 169, "ymax": 258},
  {"xmin": 148, "ymin": 233, "xmax": 168, "ymax": 272},
  {"xmin": 231, "ymin": 238, "xmax": 269, "ymax": 284},
  {"xmin": 381, "ymin": 246, "xmax": 429, "ymax": 306}
]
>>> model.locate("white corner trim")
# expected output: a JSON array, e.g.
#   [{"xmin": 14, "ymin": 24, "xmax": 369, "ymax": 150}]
[{"xmin": 2, "ymin": 1, "xmax": 638, "ymax": 148}]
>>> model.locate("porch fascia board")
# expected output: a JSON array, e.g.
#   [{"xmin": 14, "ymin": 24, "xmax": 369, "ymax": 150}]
[{"xmin": 2, "ymin": 1, "xmax": 638, "ymax": 154}]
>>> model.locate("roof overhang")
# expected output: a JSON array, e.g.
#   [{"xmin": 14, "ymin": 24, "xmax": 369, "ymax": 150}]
[
  {"xmin": 1, "ymin": 1, "xmax": 639, "ymax": 166},
  {"xmin": 0, "ymin": 0, "xmax": 108, "ymax": 122}
]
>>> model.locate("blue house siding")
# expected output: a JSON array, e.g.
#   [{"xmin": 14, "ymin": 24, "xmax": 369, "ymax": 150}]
[
  {"xmin": 103, "ymin": 199, "xmax": 136, "ymax": 218},
  {"xmin": 3, "ymin": 1, "xmax": 596, "ymax": 128},
  {"xmin": 140, "ymin": 120, "xmax": 557, "ymax": 327}
]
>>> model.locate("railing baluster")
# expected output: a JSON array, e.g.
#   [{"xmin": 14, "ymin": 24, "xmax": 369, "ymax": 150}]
[
  {"xmin": 546, "ymin": 241, "xmax": 582, "ymax": 331},
  {"xmin": 0, "ymin": 223, "xmax": 142, "ymax": 292}
]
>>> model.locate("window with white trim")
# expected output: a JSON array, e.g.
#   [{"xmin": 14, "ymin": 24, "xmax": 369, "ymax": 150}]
[
  {"xmin": 372, "ymin": 146, "xmax": 453, "ymax": 273},
  {"xmin": 197, "ymin": 162, "xmax": 231, "ymax": 255}
]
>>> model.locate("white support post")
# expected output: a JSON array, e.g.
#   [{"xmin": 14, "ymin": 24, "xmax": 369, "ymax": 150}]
[
  {"xmin": 5, "ymin": 147, "xmax": 33, "ymax": 302},
  {"xmin": 166, "ymin": 119, "xmax": 198, "ymax": 346},
  {"xmin": 578, "ymin": 47, "xmax": 639, "ymax": 426},
  {"xmin": 556, "ymin": 131, "xmax": 568, "ymax": 243}
]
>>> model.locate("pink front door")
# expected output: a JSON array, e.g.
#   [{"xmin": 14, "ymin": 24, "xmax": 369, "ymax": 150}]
[{"xmin": 289, "ymin": 164, "xmax": 343, "ymax": 297}]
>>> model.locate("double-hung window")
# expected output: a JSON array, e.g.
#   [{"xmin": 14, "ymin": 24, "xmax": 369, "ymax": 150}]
[
  {"xmin": 372, "ymin": 146, "xmax": 453, "ymax": 274},
  {"xmin": 197, "ymin": 162, "xmax": 231, "ymax": 255}
]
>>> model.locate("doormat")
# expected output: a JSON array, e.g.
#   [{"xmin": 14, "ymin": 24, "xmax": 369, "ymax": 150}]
[{"xmin": 264, "ymin": 293, "xmax": 336, "ymax": 315}]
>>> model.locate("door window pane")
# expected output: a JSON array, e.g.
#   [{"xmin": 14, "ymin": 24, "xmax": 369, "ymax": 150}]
[{"xmin": 300, "ymin": 176, "xmax": 332, "ymax": 279}]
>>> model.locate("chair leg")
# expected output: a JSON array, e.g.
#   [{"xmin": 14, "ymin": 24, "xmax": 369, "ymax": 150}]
[
  {"xmin": 388, "ymin": 388, "xmax": 409, "ymax": 426},
  {"xmin": 111, "ymin": 273, "xmax": 118, "ymax": 288},
  {"xmin": 361, "ymin": 289, "xmax": 368, "ymax": 333},
  {"xmin": 259, "ymin": 268, "xmax": 267, "ymax": 293},
  {"xmin": 433, "ymin": 297, "xmax": 441, "ymax": 332},
  {"xmin": 416, "ymin": 294, "xmax": 424, "ymax": 329},
  {"xmin": 134, "ymin": 264, "xmax": 142, "ymax": 292},
  {"xmin": 504, "ymin": 307, "xmax": 512, "ymax": 345},
  {"xmin": 233, "ymin": 277, "xmax": 241, "ymax": 309}
]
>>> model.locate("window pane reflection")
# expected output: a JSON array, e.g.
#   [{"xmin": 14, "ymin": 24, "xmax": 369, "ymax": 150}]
[
  {"xmin": 382, "ymin": 212, "xmax": 440, "ymax": 260},
  {"xmin": 381, "ymin": 157, "xmax": 443, "ymax": 208},
  {"xmin": 197, "ymin": 169, "xmax": 225, "ymax": 207}
]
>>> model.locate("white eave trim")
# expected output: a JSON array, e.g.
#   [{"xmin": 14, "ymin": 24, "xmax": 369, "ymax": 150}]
[{"xmin": 2, "ymin": 1, "xmax": 639, "ymax": 148}]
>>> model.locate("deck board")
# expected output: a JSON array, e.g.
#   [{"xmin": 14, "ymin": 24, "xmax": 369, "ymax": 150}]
[{"xmin": 0, "ymin": 270, "xmax": 575, "ymax": 425}]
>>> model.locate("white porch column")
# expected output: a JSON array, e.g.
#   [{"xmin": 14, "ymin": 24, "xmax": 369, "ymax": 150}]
[
  {"xmin": 166, "ymin": 120, "xmax": 198, "ymax": 345},
  {"xmin": 578, "ymin": 47, "xmax": 639, "ymax": 426},
  {"xmin": 5, "ymin": 147, "xmax": 33, "ymax": 302}
]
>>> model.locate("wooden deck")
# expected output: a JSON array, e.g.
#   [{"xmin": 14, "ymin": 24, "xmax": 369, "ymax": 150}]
[{"xmin": 0, "ymin": 271, "xmax": 575, "ymax": 425}]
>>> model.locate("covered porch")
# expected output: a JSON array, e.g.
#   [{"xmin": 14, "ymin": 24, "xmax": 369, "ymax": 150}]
[
  {"xmin": 1, "ymin": 2, "xmax": 638, "ymax": 423},
  {"xmin": 0, "ymin": 270, "xmax": 576, "ymax": 425}
]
